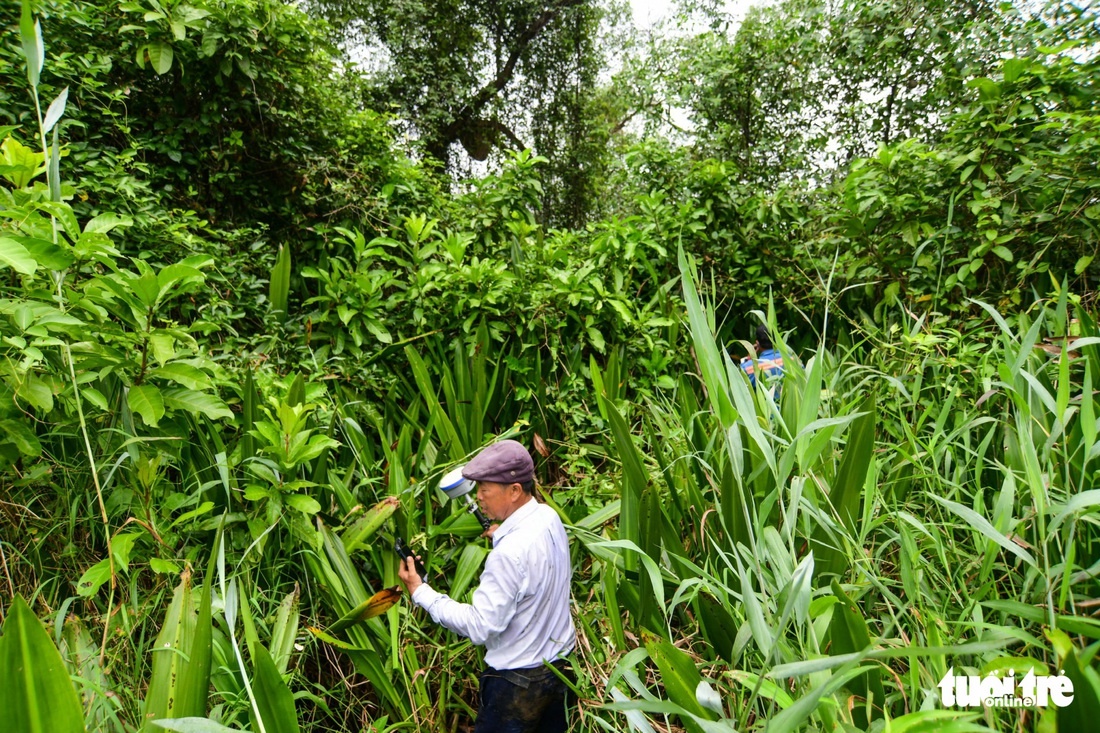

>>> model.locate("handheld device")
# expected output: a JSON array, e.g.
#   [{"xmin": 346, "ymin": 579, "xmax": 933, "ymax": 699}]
[
  {"xmin": 394, "ymin": 535, "xmax": 427, "ymax": 582},
  {"xmin": 438, "ymin": 466, "xmax": 493, "ymax": 532}
]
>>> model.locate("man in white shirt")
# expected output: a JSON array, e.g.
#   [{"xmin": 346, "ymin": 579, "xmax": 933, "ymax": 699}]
[{"xmin": 397, "ymin": 439, "xmax": 576, "ymax": 732}]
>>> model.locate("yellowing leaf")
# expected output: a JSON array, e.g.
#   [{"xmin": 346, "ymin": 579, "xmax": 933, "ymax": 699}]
[{"xmin": 328, "ymin": 587, "xmax": 403, "ymax": 633}]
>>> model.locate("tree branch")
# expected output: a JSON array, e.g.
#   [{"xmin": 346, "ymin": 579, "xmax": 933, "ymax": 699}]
[
  {"xmin": 444, "ymin": 0, "xmax": 584, "ymax": 145},
  {"xmin": 485, "ymin": 118, "xmax": 525, "ymax": 151}
]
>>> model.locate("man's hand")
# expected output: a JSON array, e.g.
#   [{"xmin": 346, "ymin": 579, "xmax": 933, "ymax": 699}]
[
  {"xmin": 397, "ymin": 555, "xmax": 423, "ymax": 596},
  {"xmin": 482, "ymin": 522, "xmax": 500, "ymax": 540}
]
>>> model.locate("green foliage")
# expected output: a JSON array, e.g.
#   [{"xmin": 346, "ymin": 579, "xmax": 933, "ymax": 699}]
[
  {"xmin": 142, "ymin": 570, "xmax": 213, "ymax": 731},
  {"xmin": 250, "ymin": 645, "xmax": 301, "ymax": 733},
  {"xmin": 3, "ymin": 0, "xmax": 1100, "ymax": 731},
  {"xmin": 307, "ymin": 0, "xmax": 619, "ymax": 226},
  {"xmin": 590, "ymin": 253, "xmax": 1100, "ymax": 731},
  {"xmin": 0, "ymin": 596, "xmax": 87, "ymax": 733},
  {"xmin": 652, "ymin": 0, "xmax": 1025, "ymax": 183}
]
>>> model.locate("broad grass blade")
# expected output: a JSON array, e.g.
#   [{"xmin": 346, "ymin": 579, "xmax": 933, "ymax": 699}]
[
  {"xmin": 601, "ymin": 396, "xmax": 648, "ymax": 571},
  {"xmin": 813, "ymin": 394, "xmax": 876, "ymax": 576},
  {"xmin": 251, "ymin": 645, "xmax": 300, "ymax": 733},
  {"xmin": 1056, "ymin": 639, "xmax": 1100, "ymax": 730},
  {"xmin": 766, "ymin": 661, "xmax": 874, "ymax": 733},
  {"xmin": 642, "ymin": 631, "xmax": 719, "ymax": 730},
  {"xmin": 450, "ymin": 543, "xmax": 489, "ymax": 599},
  {"xmin": 269, "ymin": 585, "xmax": 300, "ymax": 675},
  {"xmin": 405, "ymin": 345, "xmax": 465, "ymax": 458},
  {"xmin": 143, "ymin": 528, "xmax": 218, "ymax": 732},
  {"xmin": 0, "ymin": 595, "xmax": 86, "ymax": 733},
  {"xmin": 696, "ymin": 592, "xmax": 739, "ymax": 665},
  {"xmin": 678, "ymin": 244, "xmax": 735, "ymax": 427},
  {"xmin": 269, "ymin": 245, "xmax": 291, "ymax": 323},
  {"xmin": 826, "ymin": 581, "xmax": 885, "ymax": 726},
  {"xmin": 928, "ymin": 495, "xmax": 1036, "ymax": 567},
  {"xmin": 153, "ymin": 719, "xmax": 244, "ymax": 732},
  {"xmin": 142, "ymin": 574, "xmax": 201, "ymax": 731}
]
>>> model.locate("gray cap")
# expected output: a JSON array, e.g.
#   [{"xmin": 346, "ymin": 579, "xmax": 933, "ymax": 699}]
[{"xmin": 462, "ymin": 440, "xmax": 535, "ymax": 484}]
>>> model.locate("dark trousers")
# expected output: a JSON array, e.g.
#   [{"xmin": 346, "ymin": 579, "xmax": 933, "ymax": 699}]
[{"xmin": 474, "ymin": 662, "xmax": 572, "ymax": 733}]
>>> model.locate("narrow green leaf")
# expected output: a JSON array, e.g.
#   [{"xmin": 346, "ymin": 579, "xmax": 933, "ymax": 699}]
[
  {"xmin": 813, "ymin": 394, "xmax": 876, "ymax": 576},
  {"xmin": 603, "ymin": 561, "xmax": 626, "ymax": 650},
  {"xmin": 142, "ymin": 536, "xmax": 216, "ymax": 733},
  {"xmin": 767, "ymin": 661, "xmax": 876, "ymax": 733},
  {"xmin": 1049, "ymin": 490, "xmax": 1100, "ymax": 533},
  {"xmin": 48, "ymin": 127, "xmax": 60, "ymax": 202},
  {"xmin": 143, "ymin": 576, "xmax": 197, "ymax": 730},
  {"xmin": 20, "ymin": 0, "xmax": 43, "ymax": 88},
  {"xmin": 451, "ymin": 543, "xmax": 489, "ymax": 599},
  {"xmin": 404, "ymin": 345, "xmax": 464, "ymax": 458},
  {"xmin": 737, "ymin": 554, "xmax": 771, "ymax": 658},
  {"xmin": 269, "ymin": 586, "xmax": 300, "ymax": 676},
  {"xmin": 827, "ymin": 581, "xmax": 885, "ymax": 727},
  {"xmin": 1081, "ymin": 362, "xmax": 1096, "ymax": 459},
  {"xmin": 929, "ymin": 494, "xmax": 1036, "ymax": 567},
  {"xmin": 602, "ymin": 396, "xmax": 648, "ymax": 572},
  {"xmin": 642, "ymin": 631, "xmax": 718, "ymax": 727},
  {"xmin": 696, "ymin": 593, "xmax": 738, "ymax": 665},
  {"xmin": 678, "ymin": 245, "xmax": 736, "ymax": 426},
  {"xmin": 341, "ymin": 497, "xmax": 400, "ymax": 554},
  {"xmin": 42, "ymin": 87, "xmax": 68, "ymax": 134},
  {"xmin": 153, "ymin": 719, "xmax": 244, "ymax": 733},
  {"xmin": 1058, "ymin": 643, "xmax": 1100, "ymax": 730},
  {"xmin": 795, "ymin": 349, "xmax": 824, "ymax": 463},
  {"xmin": 831, "ymin": 395, "xmax": 877, "ymax": 533}
]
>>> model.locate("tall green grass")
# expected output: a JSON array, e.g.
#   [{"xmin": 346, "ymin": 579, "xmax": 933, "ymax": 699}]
[
  {"xmin": 578, "ymin": 257, "xmax": 1100, "ymax": 731},
  {"xmin": 2, "ymin": 3, "xmax": 1097, "ymax": 726}
]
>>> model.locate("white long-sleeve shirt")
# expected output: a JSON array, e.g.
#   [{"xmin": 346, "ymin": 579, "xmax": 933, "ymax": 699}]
[{"xmin": 411, "ymin": 499, "xmax": 576, "ymax": 670}]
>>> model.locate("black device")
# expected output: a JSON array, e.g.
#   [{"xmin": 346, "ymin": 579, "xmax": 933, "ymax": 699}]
[{"xmin": 394, "ymin": 535, "xmax": 428, "ymax": 582}]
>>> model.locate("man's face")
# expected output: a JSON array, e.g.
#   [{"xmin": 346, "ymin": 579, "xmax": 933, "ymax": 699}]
[{"xmin": 476, "ymin": 480, "xmax": 517, "ymax": 522}]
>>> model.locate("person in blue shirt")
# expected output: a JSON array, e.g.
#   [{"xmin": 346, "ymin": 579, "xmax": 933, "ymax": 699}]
[{"xmin": 740, "ymin": 324, "xmax": 785, "ymax": 391}]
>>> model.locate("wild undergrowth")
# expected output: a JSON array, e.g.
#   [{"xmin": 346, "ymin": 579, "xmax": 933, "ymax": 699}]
[{"xmin": 1, "ymin": 1, "xmax": 1099, "ymax": 732}]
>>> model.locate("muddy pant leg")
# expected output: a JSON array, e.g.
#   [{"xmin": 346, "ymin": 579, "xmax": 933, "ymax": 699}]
[
  {"xmin": 534, "ymin": 673, "xmax": 571, "ymax": 733},
  {"xmin": 474, "ymin": 670, "xmax": 569, "ymax": 733}
]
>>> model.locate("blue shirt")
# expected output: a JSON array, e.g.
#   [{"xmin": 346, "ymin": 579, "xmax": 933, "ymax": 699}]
[{"xmin": 740, "ymin": 348, "xmax": 785, "ymax": 389}]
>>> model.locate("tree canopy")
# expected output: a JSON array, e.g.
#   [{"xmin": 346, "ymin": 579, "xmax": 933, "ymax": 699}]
[{"xmin": 308, "ymin": 0, "xmax": 628, "ymax": 225}]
